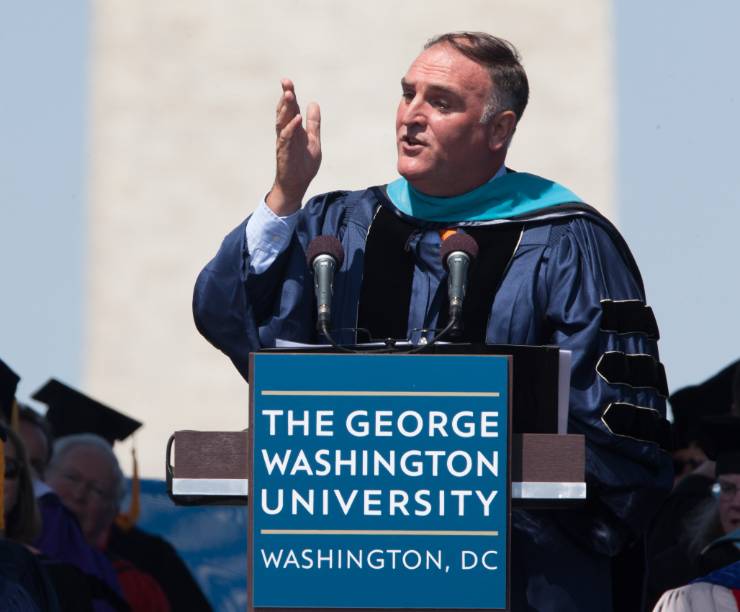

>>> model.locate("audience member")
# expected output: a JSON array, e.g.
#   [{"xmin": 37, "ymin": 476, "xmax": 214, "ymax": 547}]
[
  {"xmin": 2, "ymin": 425, "xmax": 41, "ymax": 544},
  {"xmin": 650, "ymin": 361, "xmax": 740, "ymax": 557},
  {"xmin": 35, "ymin": 378, "xmax": 210, "ymax": 611},
  {"xmin": 2, "ymin": 374, "xmax": 104, "ymax": 611},
  {"xmin": 648, "ymin": 414, "xmax": 740, "ymax": 606},
  {"xmin": 5, "ymin": 383, "xmax": 129, "ymax": 611},
  {"xmin": 2, "ymin": 356, "xmax": 209, "ymax": 609},
  {"xmin": 46, "ymin": 434, "xmax": 170, "ymax": 611},
  {"xmin": 0, "ymin": 423, "xmax": 61, "ymax": 610},
  {"xmin": 17, "ymin": 403, "xmax": 53, "ymax": 479},
  {"xmin": 670, "ymin": 360, "xmax": 739, "ymax": 483}
]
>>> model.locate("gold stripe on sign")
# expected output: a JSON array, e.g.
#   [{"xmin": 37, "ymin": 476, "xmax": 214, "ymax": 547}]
[
  {"xmin": 260, "ymin": 391, "xmax": 499, "ymax": 398},
  {"xmin": 261, "ymin": 529, "xmax": 498, "ymax": 536}
]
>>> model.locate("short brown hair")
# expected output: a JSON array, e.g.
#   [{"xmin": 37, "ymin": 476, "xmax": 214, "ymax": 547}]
[{"xmin": 425, "ymin": 32, "xmax": 529, "ymax": 123}]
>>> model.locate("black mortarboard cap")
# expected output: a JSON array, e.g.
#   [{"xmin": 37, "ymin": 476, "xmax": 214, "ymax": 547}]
[
  {"xmin": 670, "ymin": 359, "xmax": 740, "ymax": 448},
  {"xmin": 698, "ymin": 415, "xmax": 740, "ymax": 475},
  {"xmin": 32, "ymin": 379, "xmax": 142, "ymax": 445},
  {"xmin": 0, "ymin": 358, "xmax": 20, "ymax": 423}
]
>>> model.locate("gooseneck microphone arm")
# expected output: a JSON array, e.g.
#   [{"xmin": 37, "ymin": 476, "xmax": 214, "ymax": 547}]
[{"xmin": 439, "ymin": 232, "xmax": 479, "ymax": 337}]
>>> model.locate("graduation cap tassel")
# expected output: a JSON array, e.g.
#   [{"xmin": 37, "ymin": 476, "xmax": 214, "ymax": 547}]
[
  {"xmin": 10, "ymin": 399, "xmax": 19, "ymax": 432},
  {"xmin": 115, "ymin": 446, "xmax": 140, "ymax": 532}
]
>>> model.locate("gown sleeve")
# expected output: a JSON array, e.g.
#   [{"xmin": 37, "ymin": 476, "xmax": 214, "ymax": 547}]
[
  {"xmin": 192, "ymin": 191, "xmax": 352, "ymax": 379},
  {"xmin": 541, "ymin": 217, "xmax": 673, "ymax": 555}
]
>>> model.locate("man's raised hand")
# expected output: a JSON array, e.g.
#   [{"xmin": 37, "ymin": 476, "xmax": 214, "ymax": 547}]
[{"xmin": 266, "ymin": 79, "xmax": 322, "ymax": 216}]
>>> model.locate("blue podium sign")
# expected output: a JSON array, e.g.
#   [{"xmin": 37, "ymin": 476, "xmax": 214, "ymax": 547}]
[{"xmin": 248, "ymin": 353, "xmax": 511, "ymax": 611}]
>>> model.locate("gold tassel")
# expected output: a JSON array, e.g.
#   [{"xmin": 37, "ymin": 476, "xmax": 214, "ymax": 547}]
[
  {"xmin": 10, "ymin": 399, "xmax": 19, "ymax": 432},
  {"xmin": 114, "ymin": 446, "xmax": 140, "ymax": 531}
]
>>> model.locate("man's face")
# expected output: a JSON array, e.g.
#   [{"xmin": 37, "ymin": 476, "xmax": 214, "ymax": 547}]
[
  {"xmin": 396, "ymin": 43, "xmax": 498, "ymax": 197},
  {"xmin": 18, "ymin": 420, "xmax": 49, "ymax": 479},
  {"xmin": 47, "ymin": 445, "xmax": 119, "ymax": 547},
  {"xmin": 718, "ymin": 473, "xmax": 740, "ymax": 534}
]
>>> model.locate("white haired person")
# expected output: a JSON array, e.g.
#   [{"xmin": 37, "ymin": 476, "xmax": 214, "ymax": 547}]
[
  {"xmin": 33, "ymin": 379, "xmax": 211, "ymax": 611},
  {"xmin": 650, "ymin": 416, "xmax": 740, "ymax": 606},
  {"xmin": 46, "ymin": 433, "xmax": 170, "ymax": 612}
]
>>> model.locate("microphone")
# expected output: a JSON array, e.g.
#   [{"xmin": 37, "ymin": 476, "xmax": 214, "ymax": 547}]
[
  {"xmin": 440, "ymin": 232, "xmax": 479, "ymax": 335},
  {"xmin": 306, "ymin": 236, "xmax": 345, "ymax": 332}
]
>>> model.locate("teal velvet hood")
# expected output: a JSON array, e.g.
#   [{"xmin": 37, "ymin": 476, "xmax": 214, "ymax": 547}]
[{"xmin": 385, "ymin": 172, "xmax": 583, "ymax": 223}]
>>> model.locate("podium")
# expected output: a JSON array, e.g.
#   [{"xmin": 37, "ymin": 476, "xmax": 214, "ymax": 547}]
[
  {"xmin": 168, "ymin": 431, "xmax": 584, "ymax": 504},
  {"xmin": 167, "ymin": 346, "xmax": 585, "ymax": 611}
]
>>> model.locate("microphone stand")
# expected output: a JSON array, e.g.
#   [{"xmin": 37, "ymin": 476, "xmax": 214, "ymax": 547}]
[{"xmin": 318, "ymin": 320, "xmax": 458, "ymax": 355}]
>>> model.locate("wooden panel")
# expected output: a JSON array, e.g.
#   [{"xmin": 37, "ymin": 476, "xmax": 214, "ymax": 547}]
[
  {"xmin": 253, "ymin": 608, "xmax": 498, "ymax": 612},
  {"xmin": 511, "ymin": 433, "xmax": 584, "ymax": 482},
  {"xmin": 173, "ymin": 431, "xmax": 584, "ymax": 483},
  {"xmin": 173, "ymin": 430, "xmax": 247, "ymax": 479}
]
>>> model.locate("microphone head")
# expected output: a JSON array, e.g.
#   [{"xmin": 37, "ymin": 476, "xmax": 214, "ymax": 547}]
[
  {"xmin": 440, "ymin": 232, "xmax": 479, "ymax": 269},
  {"xmin": 306, "ymin": 235, "xmax": 345, "ymax": 268}
]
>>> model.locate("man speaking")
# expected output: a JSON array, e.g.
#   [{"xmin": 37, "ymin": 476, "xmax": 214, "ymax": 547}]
[{"xmin": 194, "ymin": 32, "xmax": 672, "ymax": 610}]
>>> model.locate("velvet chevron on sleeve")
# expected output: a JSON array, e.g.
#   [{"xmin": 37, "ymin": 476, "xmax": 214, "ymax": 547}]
[{"xmin": 501, "ymin": 216, "xmax": 672, "ymax": 555}]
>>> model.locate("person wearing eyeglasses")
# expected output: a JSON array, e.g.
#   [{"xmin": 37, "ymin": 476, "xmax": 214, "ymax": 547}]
[
  {"xmin": 651, "ymin": 487, "xmax": 740, "ymax": 611},
  {"xmin": 46, "ymin": 435, "xmax": 125, "ymax": 550},
  {"xmin": 46, "ymin": 434, "xmax": 171, "ymax": 612},
  {"xmin": 648, "ymin": 416, "xmax": 740, "ymax": 607}
]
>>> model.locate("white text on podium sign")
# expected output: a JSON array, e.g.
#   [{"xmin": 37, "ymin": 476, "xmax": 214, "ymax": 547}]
[{"xmin": 250, "ymin": 353, "xmax": 510, "ymax": 610}]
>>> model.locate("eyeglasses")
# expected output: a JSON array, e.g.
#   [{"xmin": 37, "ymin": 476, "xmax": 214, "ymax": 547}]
[
  {"xmin": 4, "ymin": 457, "xmax": 20, "ymax": 480},
  {"xmin": 57, "ymin": 470, "xmax": 116, "ymax": 503},
  {"xmin": 714, "ymin": 480, "xmax": 740, "ymax": 499}
]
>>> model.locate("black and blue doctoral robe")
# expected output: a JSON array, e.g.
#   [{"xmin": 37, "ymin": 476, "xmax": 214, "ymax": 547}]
[{"xmin": 193, "ymin": 185, "xmax": 673, "ymax": 611}]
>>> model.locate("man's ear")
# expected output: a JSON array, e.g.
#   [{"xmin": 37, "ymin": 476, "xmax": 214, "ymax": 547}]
[{"xmin": 487, "ymin": 110, "xmax": 518, "ymax": 153}]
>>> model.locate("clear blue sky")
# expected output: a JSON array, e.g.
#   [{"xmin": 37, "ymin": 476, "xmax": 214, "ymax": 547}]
[
  {"xmin": 615, "ymin": 1, "xmax": 740, "ymax": 389},
  {"xmin": 0, "ymin": 1, "xmax": 89, "ymax": 400}
]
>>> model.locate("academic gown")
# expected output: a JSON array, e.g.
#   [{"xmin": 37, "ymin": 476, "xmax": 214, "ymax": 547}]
[
  {"xmin": 109, "ymin": 555, "xmax": 170, "ymax": 612},
  {"xmin": 40, "ymin": 558, "xmax": 96, "ymax": 612},
  {"xmin": 0, "ymin": 574, "xmax": 42, "ymax": 612},
  {"xmin": 193, "ymin": 185, "xmax": 673, "ymax": 611},
  {"xmin": 34, "ymin": 491, "xmax": 127, "ymax": 612},
  {"xmin": 107, "ymin": 524, "xmax": 211, "ymax": 612},
  {"xmin": 649, "ymin": 529, "xmax": 740, "ymax": 608},
  {"xmin": 0, "ymin": 539, "xmax": 59, "ymax": 612}
]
